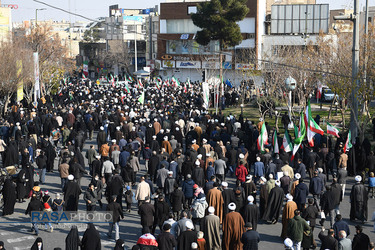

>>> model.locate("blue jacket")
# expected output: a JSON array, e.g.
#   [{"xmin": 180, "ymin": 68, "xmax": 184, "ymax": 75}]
[
  {"xmin": 294, "ymin": 183, "xmax": 309, "ymax": 204},
  {"xmin": 369, "ymin": 177, "xmax": 375, "ymax": 187},
  {"xmin": 309, "ymin": 176, "xmax": 323, "ymax": 195},
  {"xmin": 168, "ymin": 161, "xmax": 178, "ymax": 179},
  {"xmin": 333, "ymin": 220, "xmax": 350, "ymax": 240},
  {"xmin": 119, "ymin": 150, "xmax": 130, "ymax": 168},
  {"xmin": 254, "ymin": 162, "xmax": 265, "ymax": 177},
  {"xmin": 206, "ymin": 166, "xmax": 215, "ymax": 181},
  {"xmin": 182, "ymin": 179, "xmax": 195, "ymax": 198}
]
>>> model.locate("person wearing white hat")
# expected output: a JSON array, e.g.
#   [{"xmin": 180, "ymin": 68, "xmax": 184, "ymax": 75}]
[
  {"xmin": 284, "ymin": 237, "xmax": 293, "ymax": 249},
  {"xmin": 64, "ymin": 175, "xmax": 81, "ymax": 211},
  {"xmin": 177, "ymin": 220, "xmax": 197, "ymax": 250},
  {"xmin": 254, "ymin": 156, "xmax": 265, "ymax": 183},
  {"xmin": 350, "ymin": 175, "xmax": 368, "ymax": 222},
  {"xmin": 242, "ymin": 195, "xmax": 259, "ymax": 230},
  {"xmin": 222, "ymin": 202, "xmax": 245, "ymax": 249},
  {"xmin": 191, "ymin": 139, "xmax": 199, "ymax": 151},
  {"xmin": 97, "ymin": 125, "xmax": 107, "ymax": 150},
  {"xmin": 262, "ymin": 178, "xmax": 284, "ymax": 224},
  {"xmin": 243, "ymin": 175, "xmax": 256, "ymax": 203},
  {"xmin": 290, "ymin": 173, "xmax": 301, "ymax": 197},
  {"xmin": 161, "ymin": 135, "xmax": 172, "ymax": 155},
  {"xmin": 201, "ymin": 206, "xmax": 221, "ymax": 249},
  {"xmin": 281, "ymin": 193, "xmax": 298, "ymax": 238}
]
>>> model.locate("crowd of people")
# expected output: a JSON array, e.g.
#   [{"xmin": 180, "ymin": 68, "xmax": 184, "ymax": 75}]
[{"xmin": 0, "ymin": 79, "xmax": 374, "ymax": 250}]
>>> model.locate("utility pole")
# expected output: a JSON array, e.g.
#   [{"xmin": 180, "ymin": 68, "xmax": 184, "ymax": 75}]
[
  {"xmin": 334, "ymin": 0, "xmax": 360, "ymax": 141},
  {"xmin": 35, "ymin": 8, "xmax": 46, "ymax": 27}
]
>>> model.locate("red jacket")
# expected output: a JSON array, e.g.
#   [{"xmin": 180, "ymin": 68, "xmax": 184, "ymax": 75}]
[{"xmin": 236, "ymin": 164, "xmax": 248, "ymax": 183}]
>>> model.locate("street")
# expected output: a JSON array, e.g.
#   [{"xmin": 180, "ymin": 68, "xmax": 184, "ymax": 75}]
[{"xmin": 0, "ymin": 138, "xmax": 374, "ymax": 249}]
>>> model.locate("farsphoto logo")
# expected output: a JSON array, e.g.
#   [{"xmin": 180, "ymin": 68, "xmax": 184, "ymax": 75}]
[{"xmin": 30, "ymin": 211, "xmax": 113, "ymax": 223}]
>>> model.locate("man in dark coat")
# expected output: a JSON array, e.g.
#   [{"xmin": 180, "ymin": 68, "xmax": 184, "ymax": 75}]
[
  {"xmin": 138, "ymin": 201, "xmax": 155, "ymax": 234},
  {"xmin": 97, "ymin": 127, "xmax": 106, "ymax": 150},
  {"xmin": 156, "ymin": 223, "xmax": 177, "ymax": 250},
  {"xmin": 222, "ymin": 182, "xmax": 236, "ymax": 217},
  {"xmin": 241, "ymin": 222, "xmax": 260, "ymax": 250},
  {"xmin": 148, "ymin": 152, "xmax": 159, "ymax": 182},
  {"xmin": 259, "ymin": 177, "xmax": 268, "ymax": 218},
  {"xmin": 106, "ymin": 171, "xmax": 124, "ymax": 209},
  {"xmin": 63, "ymin": 175, "xmax": 81, "ymax": 211},
  {"xmin": 318, "ymin": 227, "xmax": 338, "ymax": 250},
  {"xmin": 2, "ymin": 178, "xmax": 16, "ymax": 215},
  {"xmin": 106, "ymin": 195, "xmax": 124, "ymax": 240},
  {"xmin": 153, "ymin": 195, "xmax": 169, "ymax": 234},
  {"xmin": 177, "ymin": 220, "xmax": 198, "ymax": 250},
  {"xmin": 352, "ymin": 225, "xmax": 371, "ymax": 250},
  {"xmin": 262, "ymin": 180, "xmax": 284, "ymax": 224},
  {"xmin": 192, "ymin": 164, "xmax": 205, "ymax": 187},
  {"xmin": 170, "ymin": 184, "xmax": 185, "ymax": 219},
  {"xmin": 350, "ymin": 175, "xmax": 368, "ymax": 222},
  {"xmin": 294, "ymin": 178, "xmax": 309, "ymax": 211},
  {"xmin": 241, "ymin": 195, "xmax": 259, "ymax": 230},
  {"xmin": 309, "ymin": 170, "xmax": 323, "ymax": 211}
]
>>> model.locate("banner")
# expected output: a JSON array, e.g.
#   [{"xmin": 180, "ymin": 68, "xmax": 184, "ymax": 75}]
[
  {"xmin": 16, "ymin": 60, "xmax": 23, "ymax": 102},
  {"xmin": 33, "ymin": 52, "xmax": 40, "ymax": 101}
]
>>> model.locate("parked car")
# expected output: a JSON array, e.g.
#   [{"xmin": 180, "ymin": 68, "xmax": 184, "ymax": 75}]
[{"xmin": 322, "ymin": 88, "xmax": 336, "ymax": 102}]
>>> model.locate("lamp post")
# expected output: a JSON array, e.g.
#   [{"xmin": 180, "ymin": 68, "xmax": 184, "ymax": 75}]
[
  {"xmin": 35, "ymin": 8, "xmax": 46, "ymax": 27},
  {"xmin": 335, "ymin": 101, "xmax": 338, "ymax": 116},
  {"xmin": 240, "ymin": 103, "xmax": 244, "ymax": 116}
]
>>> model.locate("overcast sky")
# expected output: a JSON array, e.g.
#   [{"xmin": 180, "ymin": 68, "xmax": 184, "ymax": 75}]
[{"xmin": 3, "ymin": 0, "xmax": 370, "ymax": 23}]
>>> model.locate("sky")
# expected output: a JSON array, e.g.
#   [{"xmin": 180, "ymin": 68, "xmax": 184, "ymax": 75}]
[{"xmin": 2, "ymin": 0, "xmax": 370, "ymax": 23}]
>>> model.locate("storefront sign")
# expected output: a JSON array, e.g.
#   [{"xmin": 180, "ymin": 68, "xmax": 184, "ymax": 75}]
[
  {"xmin": 176, "ymin": 61, "xmax": 201, "ymax": 69},
  {"xmin": 202, "ymin": 61, "xmax": 220, "ymax": 69},
  {"xmin": 162, "ymin": 60, "xmax": 175, "ymax": 68},
  {"xmin": 235, "ymin": 63, "xmax": 255, "ymax": 70}
]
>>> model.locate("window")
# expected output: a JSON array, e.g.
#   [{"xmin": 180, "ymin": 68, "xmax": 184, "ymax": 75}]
[
  {"xmin": 188, "ymin": 6, "xmax": 197, "ymax": 15},
  {"xmin": 166, "ymin": 19, "xmax": 200, "ymax": 34}
]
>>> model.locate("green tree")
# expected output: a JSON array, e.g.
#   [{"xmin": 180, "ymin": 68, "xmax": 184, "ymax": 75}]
[{"xmin": 191, "ymin": 0, "xmax": 249, "ymax": 49}]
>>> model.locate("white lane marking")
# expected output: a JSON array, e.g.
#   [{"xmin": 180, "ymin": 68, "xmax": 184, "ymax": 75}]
[{"xmin": 0, "ymin": 231, "xmax": 14, "ymax": 235}]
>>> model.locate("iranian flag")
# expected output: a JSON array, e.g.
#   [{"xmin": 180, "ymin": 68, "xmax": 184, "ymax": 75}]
[
  {"xmin": 273, "ymin": 130, "xmax": 279, "ymax": 154},
  {"xmin": 124, "ymin": 83, "xmax": 131, "ymax": 94},
  {"xmin": 281, "ymin": 130, "xmax": 293, "ymax": 153},
  {"xmin": 316, "ymin": 83, "xmax": 322, "ymax": 99},
  {"xmin": 138, "ymin": 91, "xmax": 145, "ymax": 104},
  {"xmin": 171, "ymin": 76, "xmax": 180, "ymax": 87},
  {"xmin": 305, "ymin": 100, "xmax": 324, "ymax": 147},
  {"xmin": 184, "ymin": 85, "xmax": 187, "ymax": 93},
  {"xmin": 156, "ymin": 77, "xmax": 162, "ymax": 89},
  {"xmin": 327, "ymin": 122, "xmax": 340, "ymax": 137},
  {"xmin": 257, "ymin": 122, "xmax": 268, "ymax": 153},
  {"xmin": 138, "ymin": 79, "xmax": 143, "ymax": 88},
  {"xmin": 82, "ymin": 73, "xmax": 87, "ymax": 80},
  {"xmin": 343, "ymin": 131, "xmax": 352, "ymax": 152},
  {"xmin": 292, "ymin": 112, "xmax": 306, "ymax": 161}
]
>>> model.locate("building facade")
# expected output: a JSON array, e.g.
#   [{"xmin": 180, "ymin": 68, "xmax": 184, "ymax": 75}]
[{"xmin": 156, "ymin": 0, "xmax": 265, "ymax": 85}]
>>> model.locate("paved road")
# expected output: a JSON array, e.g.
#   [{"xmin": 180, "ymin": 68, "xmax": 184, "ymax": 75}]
[{"xmin": 0, "ymin": 138, "xmax": 374, "ymax": 249}]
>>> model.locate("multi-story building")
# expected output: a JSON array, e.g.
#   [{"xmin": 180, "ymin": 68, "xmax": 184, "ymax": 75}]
[
  {"xmin": 105, "ymin": 5, "xmax": 158, "ymax": 75},
  {"xmin": 156, "ymin": 0, "xmax": 265, "ymax": 84},
  {"xmin": 0, "ymin": 5, "xmax": 11, "ymax": 41}
]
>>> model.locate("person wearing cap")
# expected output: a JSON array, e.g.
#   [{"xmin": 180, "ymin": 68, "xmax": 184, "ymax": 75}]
[
  {"xmin": 284, "ymin": 238, "xmax": 293, "ymax": 249},
  {"xmin": 153, "ymin": 118, "xmax": 162, "ymax": 135},
  {"xmin": 287, "ymin": 210, "xmax": 310, "ymax": 250},
  {"xmin": 177, "ymin": 220, "xmax": 198, "ymax": 250},
  {"xmin": 222, "ymin": 202, "xmax": 245, "ymax": 250},
  {"xmin": 192, "ymin": 160, "xmax": 205, "ymax": 187},
  {"xmin": 262, "ymin": 180, "xmax": 284, "ymax": 224},
  {"xmin": 191, "ymin": 139, "xmax": 199, "ymax": 151},
  {"xmin": 350, "ymin": 175, "xmax": 368, "ymax": 223},
  {"xmin": 281, "ymin": 194, "xmax": 298, "ymax": 238},
  {"xmin": 352, "ymin": 224, "xmax": 371, "ymax": 250},
  {"xmin": 241, "ymin": 222, "xmax": 260, "ymax": 250},
  {"xmin": 191, "ymin": 192, "xmax": 208, "ymax": 231},
  {"xmin": 242, "ymin": 195, "xmax": 259, "ymax": 231},
  {"xmin": 156, "ymin": 223, "xmax": 177, "ymax": 250},
  {"xmin": 201, "ymin": 206, "xmax": 221, "ymax": 250}
]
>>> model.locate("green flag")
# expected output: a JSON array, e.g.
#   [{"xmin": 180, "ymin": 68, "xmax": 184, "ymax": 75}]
[{"xmin": 138, "ymin": 91, "xmax": 145, "ymax": 104}]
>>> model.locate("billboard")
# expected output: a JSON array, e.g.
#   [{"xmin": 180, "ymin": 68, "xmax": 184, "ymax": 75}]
[{"xmin": 271, "ymin": 4, "xmax": 329, "ymax": 34}]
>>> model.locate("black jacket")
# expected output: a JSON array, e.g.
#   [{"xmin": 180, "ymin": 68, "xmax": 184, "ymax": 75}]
[
  {"xmin": 106, "ymin": 201, "xmax": 124, "ymax": 222},
  {"xmin": 318, "ymin": 231, "xmax": 338, "ymax": 250},
  {"xmin": 157, "ymin": 231, "xmax": 177, "ymax": 250}
]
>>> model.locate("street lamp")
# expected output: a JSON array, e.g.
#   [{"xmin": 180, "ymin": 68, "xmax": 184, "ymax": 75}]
[
  {"xmin": 240, "ymin": 103, "xmax": 244, "ymax": 116},
  {"xmin": 335, "ymin": 101, "xmax": 338, "ymax": 116},
  {"xmin": 35, "ymin": 8, "xmax": 46, "ymax": 27}
]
